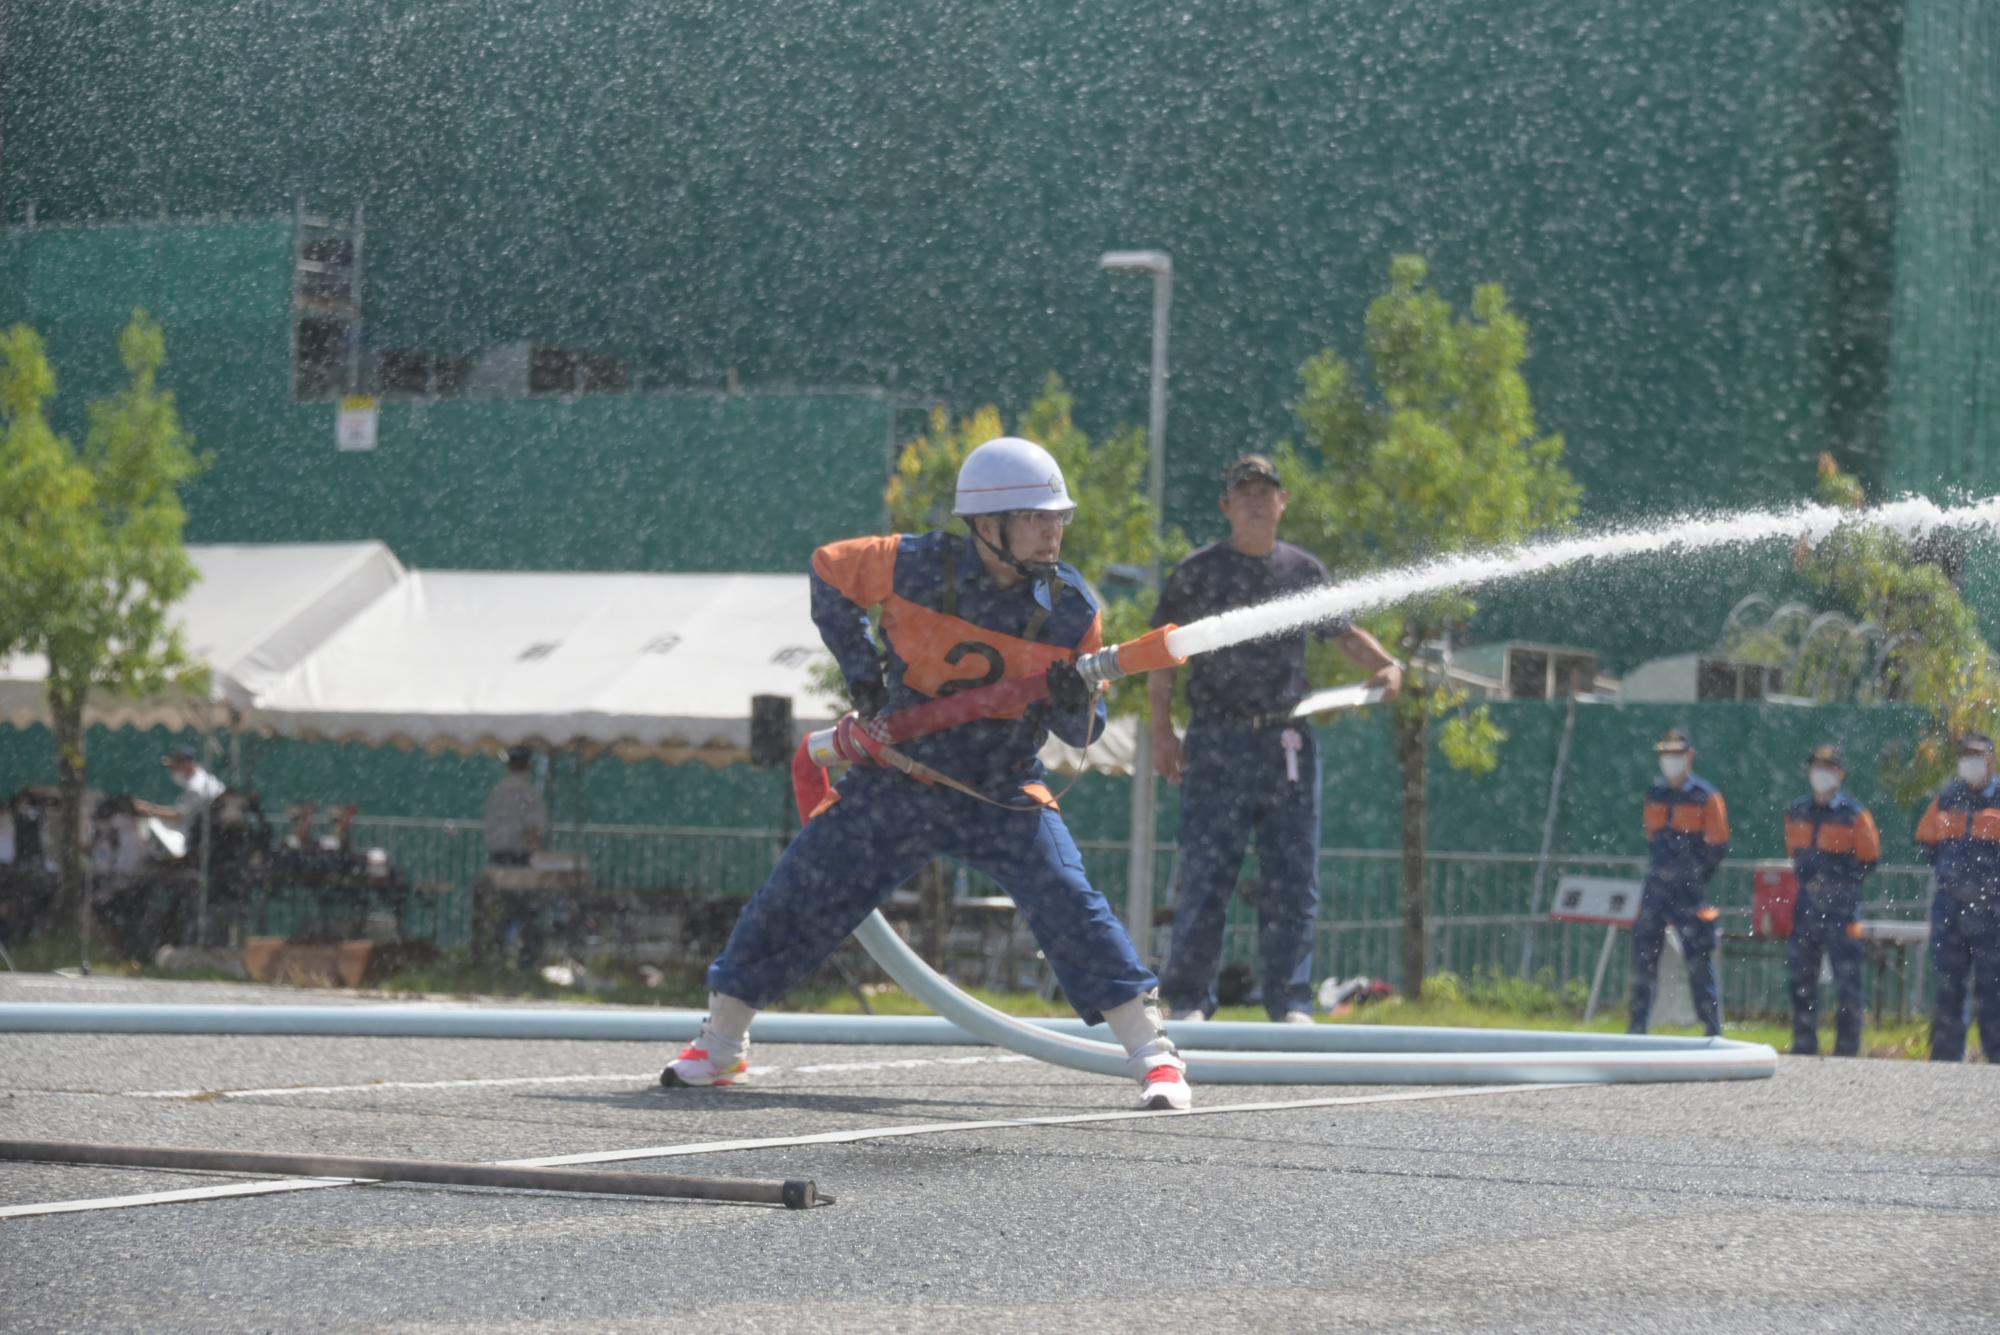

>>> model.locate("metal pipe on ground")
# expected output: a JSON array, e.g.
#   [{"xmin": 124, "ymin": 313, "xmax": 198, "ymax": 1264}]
[{"xmin": 0, "ymin": 1139, "xmax": 825, "ymax": 1209}]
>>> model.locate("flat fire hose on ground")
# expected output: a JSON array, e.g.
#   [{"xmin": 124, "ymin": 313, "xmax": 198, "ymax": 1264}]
[{"xmin": 794, "ymin": 626, "xmax": 1778, "ymax": 1086}]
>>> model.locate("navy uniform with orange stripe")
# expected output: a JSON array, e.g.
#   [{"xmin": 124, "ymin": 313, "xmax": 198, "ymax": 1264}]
[
  {"xmin": 1915, "ymin": 732, "xmax": 2000, "ymax": 1063},
  {"xmin": 703, "ymin": 528, "xmax": 1157, "ymax": 1023},
  {"xmin": 1629, "ymin": 728, "xmax": 1730, "ymax": 1036},
  {"xmin": 1783, "ymin": 744, "xmax": 1880, "ymax": 1057}
]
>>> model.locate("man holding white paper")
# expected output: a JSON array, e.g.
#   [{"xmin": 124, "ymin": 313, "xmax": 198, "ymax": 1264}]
[{"xmin": 1149, "ymin": 453, "xmax": 1402, "ymax": 1023}]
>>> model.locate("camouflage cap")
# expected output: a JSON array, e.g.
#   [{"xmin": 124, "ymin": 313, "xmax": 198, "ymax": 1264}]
[{"xmin": 1222, "ymin": 453, "xmax": 1283, "ymax": 489}]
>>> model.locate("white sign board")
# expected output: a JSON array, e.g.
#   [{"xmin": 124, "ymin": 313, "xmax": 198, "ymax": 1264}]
[
  {"xmin": 336, "ymin": 396, "xmax": 379, "ymax": 452},
  {"xmin": 1550, "ymin": 876, "xmax": 1644, "ymax": 926}
]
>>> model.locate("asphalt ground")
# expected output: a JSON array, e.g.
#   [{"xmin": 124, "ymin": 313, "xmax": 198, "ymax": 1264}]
[{"xmin": 2, "ymin": 973, "xmax": 1995, "ymax": 1333}]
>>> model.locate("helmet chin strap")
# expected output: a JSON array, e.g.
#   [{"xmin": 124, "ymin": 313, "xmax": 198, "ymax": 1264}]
[{"xmin": 974, "ymin": 515, "xmax": 1058, "ymax": 583}]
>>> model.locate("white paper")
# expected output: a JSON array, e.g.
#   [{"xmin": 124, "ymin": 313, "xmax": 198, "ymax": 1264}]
[{"xmin": 1290, "ymin": 685, "xmax": 1387, "ymax": 716}]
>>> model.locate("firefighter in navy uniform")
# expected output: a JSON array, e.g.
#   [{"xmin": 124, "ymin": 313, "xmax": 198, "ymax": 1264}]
[
  {"xmin": 1149, "ymin": 453, "xmax": 1402, "ymax": 1024},
  {"xmin": 1629, "ymin": 727, "xmax": 1731, "ymax": 1036},
  {"xmin": 1916, "ymin": 732, "xmax": 2000, "ymax": 1063},
  {"xmin": 1783, "ymin": 743, "xmax": 1881, "ymax": 1057},
  {"xmin": 659, "ymin": 436, "xmax": 1191, "ymax": 1110}
]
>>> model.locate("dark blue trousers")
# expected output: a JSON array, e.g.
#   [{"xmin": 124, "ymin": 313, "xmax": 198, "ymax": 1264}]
[
  {"xmin": 1628, "ymin": 875, "xmax": 1722, "ymax": 1036},
  {"xmin": 1161, "ymin": 720, "xmax": 1322, "ymax": 1020},
  {"xmin": 1929, "ymin": 891, "xmax": 2000, "ymax": 1063},
  {"xmin": 1786, "ymin": 887, "xmax": 1865, "ymax": 1056},
  {"xmin": 707, "ymin": 767, "xmax": 1155, "ymax": 1024}
]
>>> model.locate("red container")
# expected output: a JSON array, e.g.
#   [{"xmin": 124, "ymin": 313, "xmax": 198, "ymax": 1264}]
[{"xmin": 1753, "ymin": 862, "xmax": 1798, "ymax": 938}]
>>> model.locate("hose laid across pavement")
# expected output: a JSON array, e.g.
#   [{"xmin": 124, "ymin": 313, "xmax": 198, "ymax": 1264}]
[
  {"xmin": 850, "ymin": 910, "xmax": 1776, "ymax": 1084},
  {"xmin": 3, "ymin": 917, "xmax": 1777, "ymax": 1085}
]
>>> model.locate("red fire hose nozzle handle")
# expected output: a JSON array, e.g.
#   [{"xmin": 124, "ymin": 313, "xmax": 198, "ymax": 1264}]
[{"xmin": 805, "ymin": 711, "xmax": 890, "ymax": 768}]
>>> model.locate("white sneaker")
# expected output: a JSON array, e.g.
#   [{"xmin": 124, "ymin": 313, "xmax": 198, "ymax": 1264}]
[
  {"xmin": 659, "ymin": 1037, "xmax": 750, "ymax": 1088},
  {"xmin": 1280, "ymin": 1010, "xmax": 1316, "ymax": 1025},
  {"xmin": 1137, "ymin": 1063, "xmax": 1193, "ymax": 1111}
]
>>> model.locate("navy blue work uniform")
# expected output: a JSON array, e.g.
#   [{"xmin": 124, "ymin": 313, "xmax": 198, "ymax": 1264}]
[
  {"xmin": 705, "ymin": 531, "xmax": 1157, "ymax": 1025},
  {"xmin": 1783, "ymin": 794, "xmax": 1880, "ymax": 1056},
  {"xmin": 1916, "ymin": 778, "xmax": 2000, "ymax": 1062},
  {"xmin": 1152, "ymin": 540, "xmax": 1350, "ymax": 1020},
  {"xmin": 1630, "ymin": 775, "xmax": 1730, "ymax": 1035}
]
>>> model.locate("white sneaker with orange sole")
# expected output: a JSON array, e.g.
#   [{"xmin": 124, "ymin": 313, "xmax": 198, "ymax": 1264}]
[
  {"xmin": 1137, "ymin": 1063, "xmax": 1193, "ymax": 1111},
  {"xmin": 659, "ymin": 1039, "xmax": 750, "ymax": 1088}
]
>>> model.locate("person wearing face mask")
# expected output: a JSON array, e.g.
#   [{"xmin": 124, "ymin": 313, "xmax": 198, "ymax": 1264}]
[
  {"xmin": 1783, "ymin": 744, "xmax": 1881, "ymax": 1057},
  {"xmin": 1629, "ymin": 727, "xmax": 1731, "ymax": 1035},
  {"xmin": 1915, "ymin": 731, "xmax": 2000, "ymax": 1063}
]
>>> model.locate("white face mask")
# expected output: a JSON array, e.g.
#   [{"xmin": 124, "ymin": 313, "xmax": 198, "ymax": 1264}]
[
  {"xmin": 1658, "ymin": 754, "xmax": 1689, "ymax": 783},
  {"xmin": 1959, "ymin": 757, "xmax": 1990, "ymax": 786},
  {"xmin": 1808, "ymin": 767, "xmax": 1841, "ymax": 798}
]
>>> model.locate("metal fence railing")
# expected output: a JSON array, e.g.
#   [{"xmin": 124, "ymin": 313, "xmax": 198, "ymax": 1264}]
[{"xmin": 289, "ymin": 817, "xmax": 1934, "ymax": 1020}]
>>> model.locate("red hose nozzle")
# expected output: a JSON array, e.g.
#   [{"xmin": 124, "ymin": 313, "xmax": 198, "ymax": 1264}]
[{"xmin": 1074, "ymin": 624, "xmax": 1185, "ymax": 687}]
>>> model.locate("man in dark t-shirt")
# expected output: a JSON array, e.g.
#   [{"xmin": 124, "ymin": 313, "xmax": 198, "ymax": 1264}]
[{"xmin": 1148, "ymin": 453, "xmax": 1403, "ymax": 1022}]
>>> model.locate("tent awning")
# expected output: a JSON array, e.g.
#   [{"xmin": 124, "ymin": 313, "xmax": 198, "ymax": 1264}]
[
  {"xmin": 0, "ymin": 542, "xmax": 405, "ymax": 731},
  {"xmin": 0, "ymin": 537, "xmax": 1154, "ymax": 773},
  {"xmin": 247, "ymin": 570, "xmax": 841, "ymax": 763}
]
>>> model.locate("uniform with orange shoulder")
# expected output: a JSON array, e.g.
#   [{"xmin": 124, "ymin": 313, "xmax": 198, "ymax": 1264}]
[
  {"xmin": 1915, "ymin": 731, "xmax": 2000, "ymax": 1063},
  {"xmin": 1782, "ymin": 743, "xmax": 1880, "ymax": 1057},
  {"xmin": 1628, "ymin": 727, "xmax": 1731, "ymax": 1037},
  {"xmin": 660, "ymin": 437, "xmax": 1192, "ymax": 1112}
]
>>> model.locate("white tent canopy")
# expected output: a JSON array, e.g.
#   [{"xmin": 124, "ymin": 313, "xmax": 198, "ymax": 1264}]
[
  {"xmin": 247, "ymin": 570, "xmax": 842, "ymax": 763},
  {"xmin": 0, "ymin": 542, "xmax": 406, "ymax": 732},
  {"xmin": 0, "ymin": 538, "xmax": 1157, "ymax": 772}
]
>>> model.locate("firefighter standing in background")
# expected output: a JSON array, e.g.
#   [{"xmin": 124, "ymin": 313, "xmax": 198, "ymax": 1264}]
[
  {"xmin": 1148, "ymin": 453, "xmax": 1402, "ymax": 1024},
  {"xmin": 1629, "ymin": 727, "xmax": 1731, "ymax": 1036},
  {"xmin": 1783, "ymin": 743, "xmax": 1880, "ymax": 1057},
  {"xmin": 1915, "ymin": 731, "xmax": 2000, "ymax": 1063}
]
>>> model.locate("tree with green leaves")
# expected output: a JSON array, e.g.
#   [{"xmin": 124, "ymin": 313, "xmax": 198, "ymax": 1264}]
[
  {"xmin": 1797, "ymin": 453, "xmax": 2000, "ymax": 803},
  {"xmin": 0, "ymin": 312, "xmax": 207, "ymax": 916},
  {"xmin": 1273, "ymin": 256, "xmax": 1581, "ymax": 998}
]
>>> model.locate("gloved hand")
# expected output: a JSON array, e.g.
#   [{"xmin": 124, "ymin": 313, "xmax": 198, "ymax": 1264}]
[
  {"xmin": 848, "ymin": 676, "xmax": 890, "ymax": 719},
  {"xmin": 832, "ymin": 711, "xmax": 889, "ymax": 766},
  {"xmin": 1045, "ymin": 658, "xmax": 1093, "ymax": 712}
]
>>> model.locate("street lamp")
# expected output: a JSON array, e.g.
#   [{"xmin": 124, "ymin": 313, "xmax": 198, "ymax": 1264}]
[{"xmin": 1099, "ymin": 249, "xmax": 1172, "ymax": 951}]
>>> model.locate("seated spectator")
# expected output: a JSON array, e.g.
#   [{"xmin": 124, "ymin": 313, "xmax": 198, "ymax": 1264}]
[
  {"xmin": 0, "ymin": 788, "xmax": 60, "ymax": 946},
  {"xmin": 134, "ymin": 745, "xmax": 226, "ymax": 845}
]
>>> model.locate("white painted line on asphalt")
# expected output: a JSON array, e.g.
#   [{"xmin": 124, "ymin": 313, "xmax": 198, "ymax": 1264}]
[
  {"xmin": 0, "ymin": 1178, "xmax": 360, "ymax": 1219},
  {"xmin": 120, "ymin": 1053, "xmax": 1035, "ymax": 1101},
  {"xmin": 2, "ymin": 1082, "xmax": 1576, "ymax": 1220},
  {"xmin": 508, "ymin": 1082, "xmax": 1580, "ymax": 1169},
  {"xmin": 789, "ymin": 1054, "xmax": 1030, "ymax": 1075}
]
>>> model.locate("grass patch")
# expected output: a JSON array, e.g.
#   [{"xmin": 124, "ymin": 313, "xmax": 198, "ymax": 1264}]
[{"xmin": 3, "ymin": 929, "xmax": 141, "ymax": 976}]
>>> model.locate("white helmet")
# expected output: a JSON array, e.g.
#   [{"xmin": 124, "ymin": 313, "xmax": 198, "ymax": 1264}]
[{"xmin": 953, "ymin": 437, "xmax": 1075, "ymax": 517}]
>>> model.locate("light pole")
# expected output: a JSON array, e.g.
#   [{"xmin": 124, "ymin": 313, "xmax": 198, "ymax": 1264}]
[{"xmin": 1098, "ymin": 249, "xmax": 1171, "ymax": 953}]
